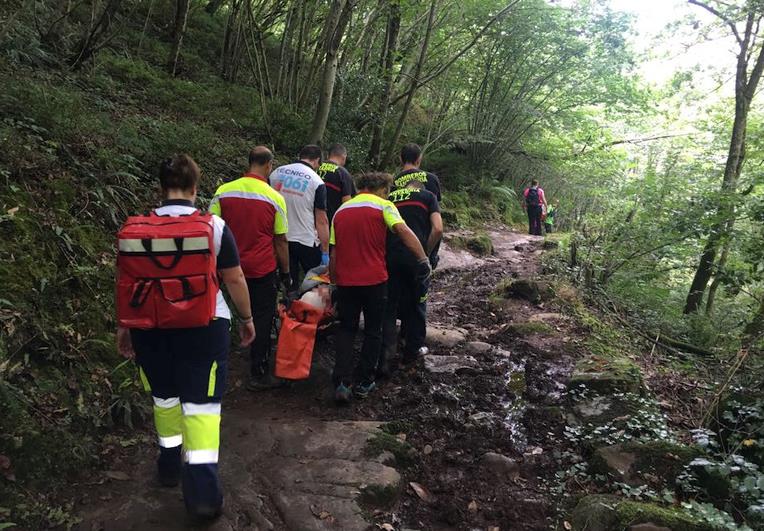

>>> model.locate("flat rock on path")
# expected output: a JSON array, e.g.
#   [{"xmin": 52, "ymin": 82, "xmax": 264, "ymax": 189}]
[
  {"xmin": 425, "ymin": 326, "xmax": 467, "ymax": 348},
  {"xmin": 76, "ymin": 420, "xmax": 399, "ymax": 531},
  {"xmin": 424, "ymin": 354, "xmax": 479, "ymax": 374}
]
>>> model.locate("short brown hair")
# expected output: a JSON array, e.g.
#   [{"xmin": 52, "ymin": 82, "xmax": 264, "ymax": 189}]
[
  {"xmin": 249, "ymin": 146, "xmax": 274, "ymax": 166},
  {"xmin": 159, "ymin": 154, "xmax": 199, "ymax": 191},
  {"xmin": 355, "ymin": 172, "xmax": 393, "ymax": 193},
  {"xmin": 400, "ymin": 143, "xmax": 422, "ymax": 164},
  {"xmin": 299, "ymin": 144, "xmax": 322, "ymax": 161}
]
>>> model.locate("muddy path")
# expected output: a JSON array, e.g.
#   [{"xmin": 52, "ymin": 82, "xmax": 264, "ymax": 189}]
[{"xmin": 70, "ymin": 227, "xmax": 584, "ymax": 531}]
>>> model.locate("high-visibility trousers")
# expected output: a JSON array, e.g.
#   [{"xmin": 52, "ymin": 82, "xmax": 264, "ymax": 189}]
[{"xmin": 131, "ymin": 318, "xmax": 229, "ymax": 514}]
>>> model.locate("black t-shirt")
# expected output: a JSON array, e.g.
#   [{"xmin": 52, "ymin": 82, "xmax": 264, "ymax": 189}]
[
  {"xmin": 318, "ymin": 161, "xmax": 355, "ymax": 220},
  {"xmin": 386, "ymin": 187, "xmax": 440, "ymax": 264},
  {"xmin": 393, "ymin": 168, "xmax": 441, "ymax": 201}
]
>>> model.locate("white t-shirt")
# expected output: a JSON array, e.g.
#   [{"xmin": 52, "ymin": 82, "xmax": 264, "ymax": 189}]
[
  {"xmin": 269, "ymin": 161, "xmax": 327, "ymax": 247},
  {"xmin": 154, "ymin": 204, "xmax": 231, "ymax": 320}
]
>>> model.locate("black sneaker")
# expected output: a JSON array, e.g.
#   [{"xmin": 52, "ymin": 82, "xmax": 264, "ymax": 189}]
[
  {"xmin": 354, "ymin": 381, "xmax": 377, "ymax": 399},
  {"xmin": 334, "ymin": 382, "xmax": 353, "ymax": 404}
]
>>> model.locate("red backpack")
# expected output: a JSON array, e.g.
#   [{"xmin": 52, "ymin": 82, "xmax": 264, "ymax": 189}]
[{"xmin": 116, "ymin": 211, "xmax": 218, "ymax": 329}]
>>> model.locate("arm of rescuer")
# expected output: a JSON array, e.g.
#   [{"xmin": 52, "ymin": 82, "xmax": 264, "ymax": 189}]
[
  {"xmin": 314, "ymin": 184, "xmax": 330, "ymax": 263},
  {"xmin": 271, "ymin": 194, "xmax": 293, "ymax": 292},
  {"xmin": 427, "ymin": 212, "xmax": 444, "ymax": 256},
  {"xmin": 219, "ymin": 265, "xmax": 256, "ymax": 347},
  {"xmin": 341, "ymin": 167, "xmax": 354, "ymax": 203}
]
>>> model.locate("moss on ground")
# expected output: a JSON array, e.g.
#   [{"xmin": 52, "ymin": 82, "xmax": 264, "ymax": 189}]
[
  {"xmin": 504, "ymin": 321, "xmax": 555, "ymax": 335},
  {"xmin": 448, "ymin": 232, "xmax": 494, "ymax": 256},
  {"xmin": 364, "ymin": 431, "xmax": 418, "ymax": 469},
  {"xmin": 569, "ymin": 354, "xmax": 642, "ymax": 394},
  {"xmin": 591, "ymin": 441, "xmax": 703, "ymax": 485},
  {"xmin": 571, "ymin": 495, "xmax": 723, "ymax": 531},
  {"xmin": 358, "ymin": 482, "xmax": 402, "ymax": 510}
]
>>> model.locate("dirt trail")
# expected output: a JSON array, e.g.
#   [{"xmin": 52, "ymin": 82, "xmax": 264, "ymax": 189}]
[{"xmin": 71, "ymin": 227, "xmax": 582, "ymax": 531}]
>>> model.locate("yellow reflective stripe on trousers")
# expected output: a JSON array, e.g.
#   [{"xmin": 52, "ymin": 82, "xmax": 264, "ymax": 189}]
[
  {"xmin": 153, "ymin": 396, "xmax": 182, "ymax": 444},
  {"xmin": 207, "ymin": 361, "xmax": 217, "ymax": 397},
  {"xmin": 182, "ymin": 402, "xmax": 221, "ymax": 456},
  {"xmin": 138, "ymin": 367, "xmax": 151, "ymax": 392}
]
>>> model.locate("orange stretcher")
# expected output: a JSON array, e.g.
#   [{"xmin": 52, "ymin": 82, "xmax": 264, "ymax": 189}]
[{"xmin": 273, "ymin": 269, "xmax": 334, "ymax": 380}]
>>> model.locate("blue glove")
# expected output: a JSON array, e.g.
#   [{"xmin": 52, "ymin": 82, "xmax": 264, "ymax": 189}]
[{"xmin": 321, "ymin": 251, "xmax": 330, "ymax": 266}]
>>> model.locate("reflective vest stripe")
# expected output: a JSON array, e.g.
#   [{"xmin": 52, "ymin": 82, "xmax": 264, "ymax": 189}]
[
  {"xmin": 214, "ymin": 190, "xmax": 286, "ymax": 218},
  {"xmin": 119, "ymin": 236, "xmax": 210, "ymax": 253}
]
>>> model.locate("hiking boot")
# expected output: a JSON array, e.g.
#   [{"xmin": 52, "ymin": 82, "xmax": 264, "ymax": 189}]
[
  {"xmin": 246, "ymin": 375, "xmax": 284, "ymax": 391},
  {"xmin": 354, "ymin": 381, "xmax": 376, "ymax": 399},
  {"xmin": 335, "ymin": 382, "xmax": 352, "ymax": 404}
]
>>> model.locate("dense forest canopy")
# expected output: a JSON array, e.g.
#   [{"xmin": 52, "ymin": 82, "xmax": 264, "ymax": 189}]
[{"xmin": 1, "ymin": 0, "xmax": 764, "ymax": 528}]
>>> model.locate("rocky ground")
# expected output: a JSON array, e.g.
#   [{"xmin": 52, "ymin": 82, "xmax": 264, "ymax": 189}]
[{"xmin": 64, "ymin": 227, "xmax": 724, "ymax": 531}]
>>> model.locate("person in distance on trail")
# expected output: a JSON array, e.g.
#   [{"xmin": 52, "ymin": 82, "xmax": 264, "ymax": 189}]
[
  {"xmin": 116, "ymin": 154, "xmax": 255, "ymax": 520},
  {"xmin": 329, "ymin": 172, "xmax": 431, "ymax": 404},
  {"xmin": 544, "ymin": 199, "xmax": 559, "ymax": 234},
  {"xmin": 380, "ymin": 179, "xmax": 443, "ymax": 377},
  {"xmin": 209, "ymin": 146, "xmax": 294, "ymax": 391},
  {"xmin": 317, "ymin": 143, "xmax": 356, "ymax": 222},
  {"xmin": 269, "ymin": 144, "xmax": 330, "ymax": 286},
  {"xmin": 394, "ymin": 143, "xmax": 442, "ymax": 268},
  {"xmin": 522, "ymin": 179, "xmax": 547, "ymax": 236}
]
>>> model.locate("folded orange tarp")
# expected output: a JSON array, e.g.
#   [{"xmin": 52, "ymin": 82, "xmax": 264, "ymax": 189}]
[{"xmin": 274, "ymin": 300, "xmax": 326, "ymax": 380}]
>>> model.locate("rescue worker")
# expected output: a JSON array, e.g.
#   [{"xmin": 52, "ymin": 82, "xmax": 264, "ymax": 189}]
[
  {"xmin": 116, "ymin": 154, "xmax": 255, "ymax": 519},
  {"xmin": 329, "ymin": 172, "xmax": 431, "ymax": 404},
  {"xmin": 394, "ymin": 143, "xmax": 442, "ymax": 201},
  {"xmin": 209, "ymin": 146, "xmax": 293, "ymax": 391},
  {"xmin": 269, "ymin": 145, "xmax": 329, "ymax": 287},
  {"xmin": 317, "ymin": 143, "xmax": 356, "ymax": 222},
  {"xmin": 380, "ymin": 180, "xmax": 442, "ymax": 375},
  {"xmin": 394, "ymin": 143, "xmax": 442, "ymax": 268},
  {"xmin": 522, "ymin": 179, "xmax": 547, "ymax": 236}
]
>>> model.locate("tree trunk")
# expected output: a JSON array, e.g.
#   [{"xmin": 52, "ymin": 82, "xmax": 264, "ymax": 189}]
[
  {"xmin": 289, "ymin": 0, "xmax": 308, "ymax": 104},
  {"xmin": 276, "ymin": 1, "xmax": 296, "ymax": 97},
  {"xmin": 684, "ymin": 5, "xmax": 764, "ymax": 313},
  {"xmin": 684, "ymin": 95, "xmax": 748, "ymax": 313},
  {"xmin": 367, "ymin": 0, "xmax": 400, "ymax": 167},
  {"xmin": 168, "ymin": 0, "xmax": 190, "ymax": 76},
  {"xmin": 381, "ymin": 0, "xmax": 436, "ymax": 167},
  {"xmin": 308, "ymin": 0, "xmax": 355, "ymax": 143},
  {"xmin": 705, "ymin": 224, "xmax": 733, "ymax": 315}
]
